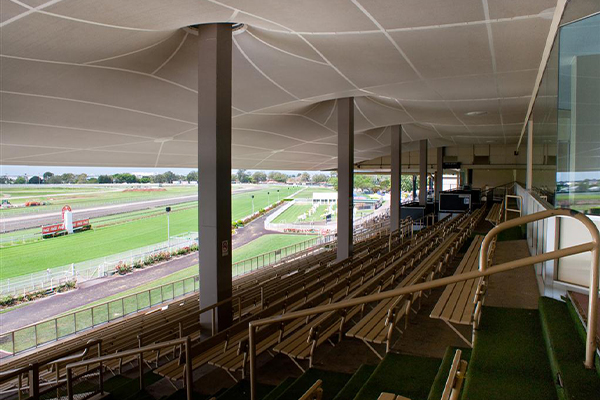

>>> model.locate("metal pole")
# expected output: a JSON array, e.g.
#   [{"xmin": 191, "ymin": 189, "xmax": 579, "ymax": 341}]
[
  {"xmin": 185, "ymin": 336, "xmax": 193, "ymax": 400},
  {"xmin": 249, "ymin": 324, "xmax": 257, "ymax": 400},
  {"xmin": 585, "ymin": 245, "xmax": 599, "ymax": 369}
]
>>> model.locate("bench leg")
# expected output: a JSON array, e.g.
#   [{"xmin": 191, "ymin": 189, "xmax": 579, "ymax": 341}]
[
  {"xmin": 362, "ymin": 339, "xmax": 384, "ymax": 361},
  {"xmin": 444, "ymin": 320, "xmax": 473, "ymax": 348},
  {"xmin": 288, "ymin": 356, "xmax": 306, "ymax": 373}
]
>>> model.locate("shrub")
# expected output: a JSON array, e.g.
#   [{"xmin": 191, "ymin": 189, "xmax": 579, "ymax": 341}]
[
  {"xmin": 132, "ymin": 260, "xmax": 144, "ymax": 269},
  {"xmin": 115, "ymin": 262, "xmax": 133, "ymax": 275}
]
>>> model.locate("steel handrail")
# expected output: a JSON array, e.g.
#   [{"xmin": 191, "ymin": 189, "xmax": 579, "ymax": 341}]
[
  {"xmin": 247, "ymin": 209, "xmax": 599, "ymax": 399},
  {"xmin": 480, "ymin": 208, "xmax": 599, "ymax": 368},
  {"xmin": 66, "ymin": 337, "xmax": 193, "ymax": 400}
]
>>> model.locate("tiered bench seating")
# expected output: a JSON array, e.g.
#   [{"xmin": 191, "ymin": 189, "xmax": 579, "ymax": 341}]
[
  {"xmin": 345, "ymin": 210, "xmax": 483, "ymax": 358},
  {"xmin": 430, "ymin": 233, "xmax": 496, "ymax": 347},
  {"xmin": 485, "ymin": 201, "xmax": 503, "ymax": 226}
]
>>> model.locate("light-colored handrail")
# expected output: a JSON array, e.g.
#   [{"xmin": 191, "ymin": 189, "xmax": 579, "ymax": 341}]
[
  {"xmin": 248, "ymin": 208, "xmax": 600, "ymax": 399},
  {"xmin": 66, "ymin": 337, "xmax": 193, "ymax": 400},
  {"xmin": 479, "ymin": 208, "xmax": 599, "ymax": 368}
]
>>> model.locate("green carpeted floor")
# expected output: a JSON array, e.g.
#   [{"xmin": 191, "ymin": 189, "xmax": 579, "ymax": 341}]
[
  {"xmin": 333, "ymin": 364, "xmax": 377, "ymax": 400},
  {"xmin": 354, "ymin": 353, "xmax": 441, "ymax": 400},
  {"xmin": 215, "ymin": 380, "xmax": 274, "ymax": 400},
  {"xmin": 271, "ymin": 368, "xmax": 350, "ymax": 400},
  {"xmin": 262, "ymin": 377, "xmax": 296, "ymax": 400},
  {"xmin": 496, "ymin": 225, "xmax": 526, "ymax": 241},
  {"xmin": 427, "ymin": 347, "xmax": 471, "ymax": 400},
  {"xmin": 461, "ymin": 306, "xmax": 557, "ymax": 400},
  {"xmin": 539, "ymin": 297, "xmax": 600, "ymax": 400}
]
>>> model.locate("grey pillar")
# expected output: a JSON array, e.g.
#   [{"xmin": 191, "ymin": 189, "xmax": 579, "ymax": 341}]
[
  {"xmin": 337, "ymin": 97, "xmax": 354, "ymax": 261},
  {"xmin": 526, "ymin": 118, "xmax": 533, "ymax": 190},
  {"xmin": 390, "ymin": 125, "xmax": 402, "ymax": 232},
  {"xmin": 419, "ymin": 139, "xmax": 428, "ymax": 206},
  {"xmin": 198, "ymin": 24, "xmax": 232, "ymax": 331},
  {"xmin": 435, "ymin": 147, "xmax": 443, "ymax": 201}
]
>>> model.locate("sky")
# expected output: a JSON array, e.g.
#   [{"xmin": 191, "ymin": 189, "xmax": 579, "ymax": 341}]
[{"xmin": 0, "ymin": 165, "xmax": 314, "ymax": 177}]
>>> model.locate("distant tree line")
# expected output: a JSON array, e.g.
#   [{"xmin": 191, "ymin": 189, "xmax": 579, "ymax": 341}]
[
  {"xmin": 231, "ymin": 169, "xmax": 334, "ymax": 185},
  {"xmin": 2, "ymin": 171, "xmax": 199, "ymax": 184}
]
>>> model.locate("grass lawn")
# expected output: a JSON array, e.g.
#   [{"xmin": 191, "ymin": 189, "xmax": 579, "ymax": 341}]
[
  {"xmin": 272, "ymin": 204, "xmax": 335, "ymax": 224},
  {"xmin": 272, "ymin": 204, "xmax": 312, "ymax": 223},
  {"xmin": 292, "ymin": 187, "xmax": 335, "ymax": 200},
  {"xmin": 233, "ymin": 234, "xmax": 315, "ymax": 262}
]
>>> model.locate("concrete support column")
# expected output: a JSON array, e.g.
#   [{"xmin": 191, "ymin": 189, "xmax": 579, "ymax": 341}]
[
  {"xmin": 419, "ymin": 139, "xmax": 428, "ymax": 206},
  {"xmin": 390, "ymin": 125, "xmax": 402, "ymax": 232},
  {"xmin": 337, "ymin": 97, "xmax": 354, "ymax": 261},
  {"xmin": 526, "ymin": 118, "xmax": 533, "ymax": 190},
  {"xmin": 198, "ymin": 23, "xmax": 232, "ymax": 331},
  {"xmin": 435, "ymin": 147, "xmax": 443, "ymax": 201}
]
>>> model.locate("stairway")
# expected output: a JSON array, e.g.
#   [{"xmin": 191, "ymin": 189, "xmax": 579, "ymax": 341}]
[{"xmin": 461, "ymin": 306, "xmax": 558, "ymax": 400}]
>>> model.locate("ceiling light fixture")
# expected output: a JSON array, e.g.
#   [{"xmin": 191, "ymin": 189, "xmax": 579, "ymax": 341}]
[{"xmin": 465, "ymin": 111, "xmax": 488, "ymax": 116}]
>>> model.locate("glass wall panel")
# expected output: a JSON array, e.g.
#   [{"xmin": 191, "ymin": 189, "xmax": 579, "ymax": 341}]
[{"xmin": 556, "ymin": 13, "xmax": 600, "ymax": 213}]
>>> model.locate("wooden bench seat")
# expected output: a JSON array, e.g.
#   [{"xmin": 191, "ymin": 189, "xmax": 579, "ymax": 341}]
[{"xmin": 430, "ymin": 232, "xmax": 494, "ymax": 347}]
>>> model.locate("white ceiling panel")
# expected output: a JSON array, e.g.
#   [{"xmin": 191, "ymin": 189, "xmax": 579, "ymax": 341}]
[{"xmin": 0, "ymin": 0, "xmax": 567, "ymax": 169}]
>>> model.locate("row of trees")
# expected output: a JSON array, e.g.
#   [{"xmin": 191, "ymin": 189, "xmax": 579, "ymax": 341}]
[
  {"xmin": 3, "ymin": 170, "xmax": 419, "ymax": 192},
  {"xmin": 328, "ymin": 174, "xmax": 417, "ymax": 193},
  {"xmin": 232, "ymin": 169, "xmax": 331, "ymax": 184},
  {"xmin": 3, "ymin": 171, "xmax": 199, "ymax": 185}
]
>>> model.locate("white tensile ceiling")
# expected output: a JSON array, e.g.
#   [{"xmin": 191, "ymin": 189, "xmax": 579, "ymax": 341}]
[{"xmin": 0, "ymin": 0, "xmax": 559, "ymax": 170}]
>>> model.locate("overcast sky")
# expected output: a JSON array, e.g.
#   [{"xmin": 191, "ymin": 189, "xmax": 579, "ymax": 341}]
[{"xmin": 0, "ymin": 165, "xmax": 315, "ymax": 177}]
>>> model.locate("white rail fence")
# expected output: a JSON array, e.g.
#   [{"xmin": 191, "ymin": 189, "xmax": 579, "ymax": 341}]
[{"xmin": 0, "ymin": 232, "xmax": 199, "ymax": 297}]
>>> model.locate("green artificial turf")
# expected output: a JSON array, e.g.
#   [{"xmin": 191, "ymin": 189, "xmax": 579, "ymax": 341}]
[
  {"xmin": 354, "ymin": 353, "xmax": 441, "ymax": 400},
  {"xmin": 272, "ymin": 368, "xmax": 350, "ymax": 400},
  {"xmin": 539, "ymin": 297, "xmax": 600, "ymax": 400},
  {"xmin": 215, "ymin": 380, "xmax": 274, "ymax": 400},
  {"xmin": 565, "ymin": 299, "xmax": 600, "ymax": 374},
  {"xmin": 333, "ymin": 364, "xmax": 376, "ymax": 400},
  {"xmin": 426, "ymin": 347, "xmax": 471, "ymax": 400},
  {"xmin": 497, "ymin": 225, "xmax": 526, "ymax": 241},
  {"xmin": 262, "ymin": 377, "xmax": 296, "ymax": 400},
  {"xmin": 107, "ymin": 372, "xmax": 162, "ymax": 400},
  {"xmin": 461, "ymin": 306, "xmax": 557, "ymax": 400}
]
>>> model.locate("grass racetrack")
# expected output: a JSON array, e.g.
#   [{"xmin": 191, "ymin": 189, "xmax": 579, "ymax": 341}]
[{"xmin": 1, "ymin": 186, "xmax": 303, "ymax": 279}]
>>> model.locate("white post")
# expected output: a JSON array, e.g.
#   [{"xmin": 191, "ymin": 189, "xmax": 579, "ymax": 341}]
[
  {"xmin": 167, "ymin": 213, "xmax": 170, "ymax": 248},
  {"xmin": 526, "ymin": 118, "xmax": 533, "ymax": 190}
]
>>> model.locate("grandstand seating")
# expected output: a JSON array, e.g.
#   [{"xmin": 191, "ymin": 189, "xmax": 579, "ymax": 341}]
[{"xmin": 4, "ymin": 206, "xmax": 600, "ymax": 400}]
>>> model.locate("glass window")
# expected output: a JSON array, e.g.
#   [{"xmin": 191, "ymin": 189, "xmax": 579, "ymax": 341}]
[{"xmin": 556, "ymin": 13, "xmax": 600, "ymax": 214}]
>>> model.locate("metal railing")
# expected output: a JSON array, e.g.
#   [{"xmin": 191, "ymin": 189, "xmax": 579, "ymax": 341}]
[
  {"xmin": 0, "ymin": 339, "xmax": 101, "ymax": 400},
  {"xmin": 65, "ymin": 337, "xmax": 193, "ymax": 400},
  {"xmin": 504, "ymin": 195, "xmax": 522, "ymax": 221},
  {"xmin": 0, "ymin": 221, "xmax": 390, "ymax": 359},
  {"xmin": 231, "ymin": 234, "xmax": 336, "ymax": 276},
  {"xmin": 0, "ymin": 275, "xmax": 200, "ymax": 357},
  {"xmin": 247, "ymin": 208, "xmax": 600, "ymax": 399}
]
